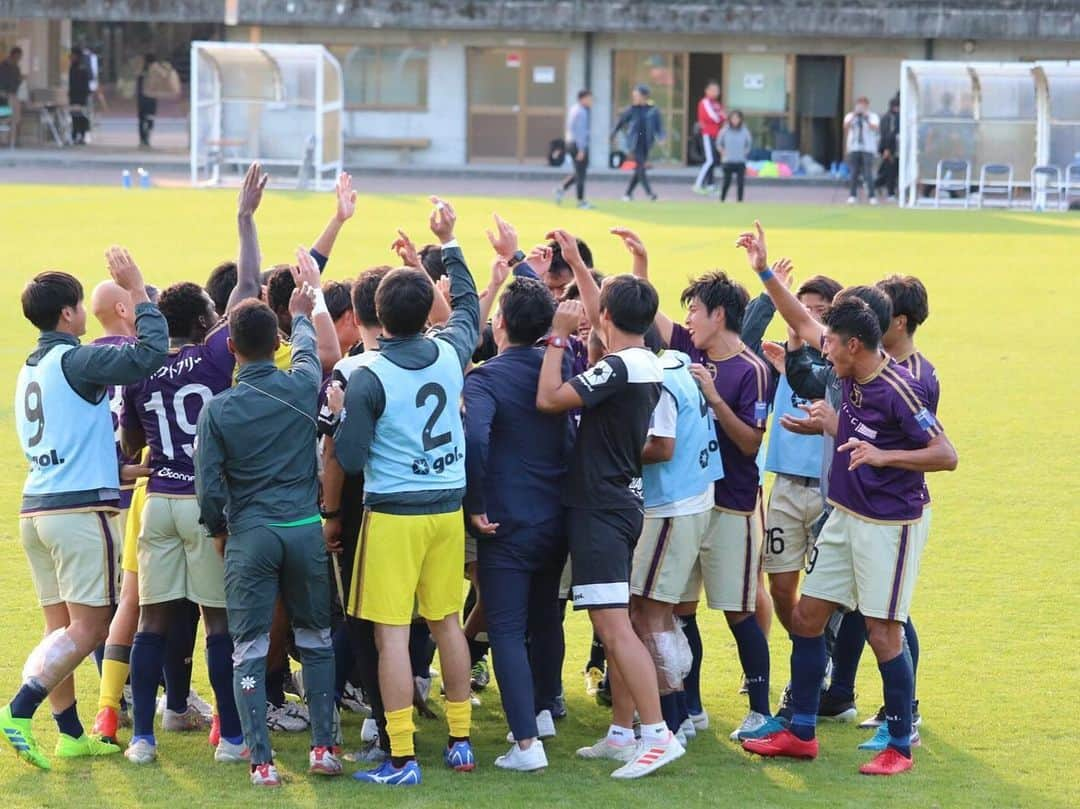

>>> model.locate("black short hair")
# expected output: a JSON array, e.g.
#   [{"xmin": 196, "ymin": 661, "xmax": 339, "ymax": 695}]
[
  {"xmin": 10, "ymin": 47, "xmax": 22, "ymax": 59},
  {"xmin": 266, "ymin": 265, "xmax": 295, "ymax": 313},
  {"xmin": 228, "ymin": 299, "xmax": 279, "ymax": 360},
  {"xmin": 353, "ymin": 266, "xmax": 391, "ymax": 328},
  {"xmin": 680, "ymin": 271, "xmax": 749, "ymax": 333},
  {"xmin": 419, "ymin": 245, "xmax": 446, "ymax": 282},
  {"xmin": 705, "ymin": 78, "xmax": 719, "ymax": 88},
  {"xmin": 823, "ymin": 298, "xmax": 882, "ymax": 350},
  {"xmin": 578, "ymin": 89, "xmax": 592, "ymax": 100},
  {"xmin": 499, "ymin": 278, "xmax": 556, "ymax": 345},
  {"xmin": 323, "ymin": 280, "xmax": 353, "ymax": 322},
  {"xmin": 22, "ymin": 271, "xmax": 83, "ymax": 331},
  {"xmin": 158, "ymin": 282, "xmax": 211, "ymax": 339},
  {"xmin": 876, "ymin": 274, "xmax": 929, "ymax": 335},
  {"xmin": 562, "ymin": 270, "xmax": 605, "ymax": 301},
  {"xmin": 797, "ymin": 274, "xmax": 843, "ymax": 303},
  {"xmin": 599, "ymin": 275, "xmax": 658, "ymax": 335},
  {"xmin": 206, "ymin": 261, "xmax": 237, "ymax": 317},
  {"xmin": 836, "ymin": 284, "xmax": 892, "ymax": 336},
  {"xmin": 550, "ymin": 237, "xmax": 594, "ymax": 276},
  {"xmin": 376, "ymin": 268, "xmax": 434, "ymax": 336}
]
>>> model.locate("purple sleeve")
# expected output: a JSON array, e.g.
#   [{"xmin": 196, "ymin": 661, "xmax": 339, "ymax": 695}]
[
  {"xmin": 668, "ymin": 322, "xmax": 694, "ymax": 354},
  {"xmin": 202, "ymin": 325, "xmax": 235, "ymax": 379},
  {"xmin": 120, "ymin": 384, "xmax": 141, "ymax": 431},
  {"xmin": 893, "ymin": 378, "xmax": 942, "ymax": 446},
  {"xmin": 732, "ymin": 366, "xmax": 767, "ymax": 430}
]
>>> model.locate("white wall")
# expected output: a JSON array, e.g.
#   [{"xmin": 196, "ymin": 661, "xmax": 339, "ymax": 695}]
[{"xmin": 853, "ymin": 56, "xmax": 906, "ymax": 113}]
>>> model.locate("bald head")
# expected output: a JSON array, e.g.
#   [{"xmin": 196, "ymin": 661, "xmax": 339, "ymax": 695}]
[{"xmin": 91, "ymin": 280, "xmax": 136, "ymax": 335}]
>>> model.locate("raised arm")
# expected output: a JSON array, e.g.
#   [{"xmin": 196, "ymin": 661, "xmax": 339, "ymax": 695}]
[
  {"xmin": 287, "ymin": 248, "xmax": 324, "ymax": 389},
  {"xmin": 428, "ymin": 197, "xmax": 480, "ymax": 369},
  {"xmin": 536, "ymin": 301, "xmax": 587, "ymax": 414},
  {"xmin": 478, "ymin": 256, "xmax": 510, "ymax": 329},
  {"xmin": 611, "ymin": 227, "xmax": 673, "ymax": 346},
  {"xmin": 311, "ymin": 171, "xmax": 357, "ymax": 262},
  {"xmin": 548, "ymin": 229, "xmax": 600, "ymax": 331},
  {"xmin": 228, "ymin": 162, "xmax": 268, "ymax": 312},
  {"xmin": 392, "ymin": 228, "xmax": 452, "ymax": 326}
]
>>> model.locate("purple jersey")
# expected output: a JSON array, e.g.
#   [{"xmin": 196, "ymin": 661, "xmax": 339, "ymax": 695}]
[
  {"xmin": 670, "ymin": 324, "xmax": 773, "ymax": 514},
  {"xmin": 122, "ymin": 324, "xmax": 235, "ymax": 495},
  {"xmin": 897, "ymin": 350, "xmax": 940, "ymax": 414},
  {"xmin": 828, "ymin": 357, "xmax": 943, "ymax": 523},
  {"xmin": 93, "ymin": 334, "xmax": 139, "ymax": 509}
]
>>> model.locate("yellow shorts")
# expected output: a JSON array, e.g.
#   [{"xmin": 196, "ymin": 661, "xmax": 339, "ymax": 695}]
[
  {"xmin": 137, "ymin": 495, "xmax": 226, "ymax": 608},
  {"xmin": 20, "ymin": 509, "xmax": 121, "ymax": 607},
  {"xmin": 122, "ymin": 479, "xmax": 149, "ymax": 574},
  {"xmin": 348, "ymin": 508, "xmax": 465, "ymax": 625}
]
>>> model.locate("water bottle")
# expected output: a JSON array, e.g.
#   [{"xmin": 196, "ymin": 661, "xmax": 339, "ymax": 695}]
[
  {"xmin": 121, "ymin": 170, "xmax": 132, "ymax": 188},
  {"xmin": 137, "ymin": 167, "xmax": 150, "ymax": 188}
]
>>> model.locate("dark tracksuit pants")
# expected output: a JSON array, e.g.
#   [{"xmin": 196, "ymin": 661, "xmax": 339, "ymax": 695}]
[
  {"xmin": 625, "ymin": 145, "xmax": 655, "ymax": 198},
  {"xmin": 225, "ymin": 521, "xmax": 335, "ymax": 764},
  {"xmin": 561, "ymin": 143, "xmax": 589, "ymax": 201},
  {"xmin": 477, "ymin": 517, "xmax": 567, "ymax": 742}
]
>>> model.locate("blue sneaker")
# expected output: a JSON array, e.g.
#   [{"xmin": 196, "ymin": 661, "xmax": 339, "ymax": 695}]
[
  {"xmin": 858, "ymin": 724, "xmax": 921, "ymax": 751},
  {"xmin": 731, "ymin": 711, "xmax": 788, "ymax": 741},
  {"xmin": 444, "ymin": 740, "xmax": 476, "ymax": 772},
  {"xmin": 352, "ymin": 758, "xmax": 422, "ymax": 785}
]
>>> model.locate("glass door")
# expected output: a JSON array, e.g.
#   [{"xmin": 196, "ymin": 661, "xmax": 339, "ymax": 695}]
[{"xmin": 611, "ymin": 50, "xmax": 688, "ymax": 163}]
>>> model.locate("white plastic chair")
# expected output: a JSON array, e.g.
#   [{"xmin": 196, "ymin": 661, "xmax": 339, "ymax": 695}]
[
  {"xmin": 1030, "ymin": 165, "xmax": 1063, "ymax": 211},
  {"xmin": 934, "ymin": 159, "xmax": 971, "ymax": 208},
  {"xmin": 1064, "ymin": 162, "xmax": 1080, "ymax": 209},
  {"xmin": 978, "ymin": 163, "xmax": 1013, "ymax": 208}
]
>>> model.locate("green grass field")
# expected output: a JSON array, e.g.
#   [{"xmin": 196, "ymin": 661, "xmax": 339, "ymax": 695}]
[{"xmin": 0, "ymin": 184, "xmax": 1077, "ymax": 808}]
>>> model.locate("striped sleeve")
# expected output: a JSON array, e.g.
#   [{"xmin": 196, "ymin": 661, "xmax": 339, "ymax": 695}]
[
  {"xmin": 881, "ymin": 364, "xmax": 942, "ymax": 441},
  {"xmin": 739, "ymin": 350, "xmax": 774, "ymax": 430}
]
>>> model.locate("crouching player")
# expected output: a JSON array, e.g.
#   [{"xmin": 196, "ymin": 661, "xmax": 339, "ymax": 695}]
[{"xmin": 195, "ymin": 251, "xmax": 339, "ymax": 787}]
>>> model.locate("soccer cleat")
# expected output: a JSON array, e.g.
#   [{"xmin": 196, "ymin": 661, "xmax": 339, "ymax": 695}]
[
  {"xmin": 859, "ymin": 747, "xmax": 914, "ymax": 776},
  {"xmin": 309, "ymin": 745, "xmax": 343, "ymax": 776},
  {"xmin": 470, "ymin": 659, "xmax": 490, "ymax": 691},
  {"xmin": 341, "ymin": 683, "xmax": 369, "ymax": 714},
  {"xmin": 495, "ymin": 739, "xmax": 548, "ymax": 772},
  {"xmin": 250, "ymin": 762, "xmax": 282, "ymax": 787},
  {"xmin": 858, "ymin": 724, "xmax": 921, "ymax": 751},
  {"xmin": 846, "ymin": 196, "xmax": 857, "ymax": 204},
  {"xmin": 818, "ymin": 691, "xmax": 858, "ymax": 722},
  {"xmin": 187, "ymin": 689, "xmax": 214, "ymax": 720},
  {"xmin": 55, "ymin": 733, "xmax": 121, "ymax": 758},
  {"xmin": 859, "ymin": 704, "xmax": 887, "ymax": 728},
  {"xmin": 344, "ymin": 739, "xmax": 386, "ymax": 764},
  {"xmin": 208, "ymin": 714, "xmax": 221, "ymax": 747},
  {"xmin": 742, "ymin": 729, "xmax": 818, "ymax": 760},
  {"xmin": 353, "ymin": 757, "xmax": 422, "ymax": 785},
  {"xmin": 688, "ymin": 709, "xmax": 709, "ymax": 731},
  {"xmin": 162, "ymin": 705, "xmax": 210, "ymax": 732},
  {"xmin": 552, "ymin": 693, "xmax": 568, "ymax": 720},
  {"xmin": 506, "ymin": 709, "xmax": 556, "ymax": 743},
  {"xmin": 360, "ymin": 716, "xmax": 379, "ymax": 744},
  {"xmin": 0, "ymin": 706, "xmax": 51, "ymax": 771},
  {"xmin": 445, "ymin": 740, "xmax": 476, "ymax": 772},
  {"xmin": 576, "ymin": 736, "xmax": 636, "ymax": 762},
  {"xmin": 730, "ymin": 712, "xmax": 786, "ymax": 742},
  {"xmin": 912, "ymin": 700, "xmax": 922, "ymax": 727},
  {"xmin": 621, "ymin": 194, "xmax": 632, "ymax": 202},
  {"xmin": 610, "ymin": 733, "xmax": 685, "ymax": 779},
  {"xmin": 584, "ymin": 666, "xmax": 604, "ymax": 697},
  {"xmin": 266, "ymin": 702, "xmax": 307, "ymax": 732},
  {"xmin": 124, "ymin": 737, "xmax": 158, "ymax": 764},
  {"xmin": 92, "ymin": 706, "xmax": 121, "ymax": 745},
  {"xmin": 679, "ymin": 718, "xmax": 697, "ymax": 741},
  {"xmin": 214, "ymin": 738, "xmax": 250, "ymax": 764}
]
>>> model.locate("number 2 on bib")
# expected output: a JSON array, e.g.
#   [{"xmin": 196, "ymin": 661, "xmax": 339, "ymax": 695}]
[{"xmin": 416, "ymin": 382, "xmax": 451, "ymax": 452}]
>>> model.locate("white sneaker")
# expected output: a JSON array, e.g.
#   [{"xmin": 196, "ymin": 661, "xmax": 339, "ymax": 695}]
[
  {"xmin": 162, "ymin": 705, "xmax": 210, "ymax": 732},
  {"xmin": 869, "ymin": 197, "xmax": 879, "ymax": 206},
  {"xmin": 266, "ymin": 702, "xmax": 307, "ymax": 732},
  {"xmin": 250, "ymin": 762, "xmax": 282, "ymax": 787},
  {"xmin": 679, "ymin": 718, "xmax": 697, "ymax": 740},
  {"xmin": 125, "ymin": 737, "xmax": 157, "ymax": 764},
  {"xmin": 675, "ymin": 728, "xmax": 687, "ymax": 746},
  {"xmin": 689, "ymin": 710, "xmax": 709, "ymax": 731},
  {"xmin": 187, "ymin": 689, "xmax": 214, "ymax": 720},
  {"xmin": 360, "ymin": 716, "xmax": 379, "ymax": 744},
  {"xmin": 495, "ymin": 739, "xmax": 548, "ymax": 772},
  {"xmin": 506, "ymin": 709, "xmax": 557, "ymax": 742},
  {"xmin": 610, "ymin": 733, "xmax": 685, "ymax": 779},
  {"xmin": 308, "ymin": 745, "xmax": 343, "ymax": 776},
  {"xmin": 414, "ymin": 675, "xmax": 432, "ymax": 704},
  {"xmin": 729, "ymin": 710, "xmax": 780, "ymax": 741},
  {"xmin": 846, "ymin": 196, "xmax": 857, "ymax": 205},
  {"xmin": 576, "ymin": 736, "xmax": 636, "ymax": 762},
  {"xmin": 214, "ymin": 737, "xmax": 250, "ymax": 763},
  {"xmin": 621, "ymin": 194, "xmax": 632, "ymax": 202}
]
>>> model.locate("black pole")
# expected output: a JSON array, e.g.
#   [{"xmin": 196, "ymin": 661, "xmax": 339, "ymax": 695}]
[{"xmin": 584, "ymin": 30, "xmax": 593, "ymax": 90}]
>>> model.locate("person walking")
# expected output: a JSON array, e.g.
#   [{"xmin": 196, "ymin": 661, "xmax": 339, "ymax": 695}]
[
  {"xmin": 555, "ymin": 90, "xmax": 594, "ymax": 210},
  {"xmin": 717, "ymin": 110, "xmax": 752, "ymax": 202},
  {"xmin": 612, "ymin": 84, "xmax": 665, "ymax": 202},
  {"xmin": 68, "ymin": 48, "xmax": 92, "ymax": 145},
  {"xmin": 693, "ymin": 80, "xmax": 725, "ymax": 194},
  {"xmin": 136, "ymin": 54, "xmax": 158, "ymax": 149},
  {"xmin": 876, "ymin": 94, "xmax": 900, "ymax": 201},
  {"xmin": 843, "ymin": 96, "xmax": 880, "ymax": 205}
]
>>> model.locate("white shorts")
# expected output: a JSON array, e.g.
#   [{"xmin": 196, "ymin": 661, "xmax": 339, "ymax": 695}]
[
  {"xmin": 20, "ymin": 510, "xmax": 121, "ymax": 607},
  {"xmin": 801, "ymin": 507, "xmax": 930, "ymax": 622},
  {"xmin": 764, "ymin": 474, "xmax": 825, "ymax": 574},
  {"xmin": 630, "ymin": 511, "xmax": 711, "ymax": 604},
  {"xmin": 137, "ymin": 495, "xmax": 225, "ymax": 608},
  {"xmin": 681, "ymin": 505, "xmax": 763, "ymax": 612}
]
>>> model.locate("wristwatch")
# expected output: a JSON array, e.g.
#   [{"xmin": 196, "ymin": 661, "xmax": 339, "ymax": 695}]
[
  {"xmin": 507, "ymin": 250, "xmax": 527, "ymax": 268},
  {"xmin": 546, "ymin": 335, "xmax": 571, "ymax": 349},
  {"xmin": 319, "ymin": 506, "xmax": 341, "ymax": 520}
]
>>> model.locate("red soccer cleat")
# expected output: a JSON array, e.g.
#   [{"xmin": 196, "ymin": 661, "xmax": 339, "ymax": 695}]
[
  {"xmin": 92, "ymin": 707, "xmax": 120, "ymax": 745},
  {"xmin": 859, "ymin": 747, "xmax": 914, "ymax": 775},
  {"xmin": 742, "ymin": 729, "xmax": 819, "ymax": 759},
  {"xmin": 208, "ymin": 714, "xmax": 221, "ymax": 747}
]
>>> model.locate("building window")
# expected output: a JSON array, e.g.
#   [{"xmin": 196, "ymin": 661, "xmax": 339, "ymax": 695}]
[
  {"xmin": 334, "ymin": 45, "xmax": 428, "ymax": 110},
  {"xmin": 611, "ymin": 50, "xmax": 687, "ymax": 163}
]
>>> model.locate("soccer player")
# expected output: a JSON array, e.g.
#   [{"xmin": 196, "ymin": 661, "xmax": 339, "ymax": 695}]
[
  {"xmin": 195, "ymin": 252, "xmax": 340, "ymax": 787},
  {"xmin": 737, "ymin": 226, "xmax": 957, "ymax": 775},
  {"xmin": 334, "ymin": 197, "xmax": 481, "ymax": 786},
  {"xmin": 536, "ymin": 236, "xmax": 684, "ymax": 779},
  {"xmin": 463, "ymin": 276, "xmax": 571, "ymax": 772},
  {"xmin": 3, "ymin": 247, "xmax": 168, "ymax": 770}
]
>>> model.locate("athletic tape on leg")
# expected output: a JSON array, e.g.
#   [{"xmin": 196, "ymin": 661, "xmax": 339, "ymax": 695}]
[
  {"xmin": 644, "ymin": 631, "xmax": 684, "ymax": 695},
  {"xmin": 673, "ymin": 621, "xmax": 693, "ymax": 681},
  {"xmin": 22, "ymin": 628, "xmax": 79, "ymax": 692}
]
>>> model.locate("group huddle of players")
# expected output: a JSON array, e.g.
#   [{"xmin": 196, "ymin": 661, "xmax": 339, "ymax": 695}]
[{"xmin": 3, "ymin": 162, "xmax": 956, "ymax": 788}]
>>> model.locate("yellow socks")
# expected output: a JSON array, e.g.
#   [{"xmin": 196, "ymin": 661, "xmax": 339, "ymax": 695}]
[
  {"xmin": 98, "ymin": 653, "xmax": 130, "ymax": 712},
  {"xmin": 386, "ymin": 706, "xmax": 416, "ymax": 758},
  {"xmin": 445, "ymin": 698, "xmax": 472, "ymax": 740}
]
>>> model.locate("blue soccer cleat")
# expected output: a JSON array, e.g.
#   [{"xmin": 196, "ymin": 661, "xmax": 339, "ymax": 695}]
[
  {"xmin": 444, "ymin": 740, "xmax": 475, "ymax": 772},
  {"xmin": 352, "ymin": 757, "xmax": 421, "ymax": 786},
  {"xmin": 858, "ymin": 723, "xmax": 921, "ymax": 751}
]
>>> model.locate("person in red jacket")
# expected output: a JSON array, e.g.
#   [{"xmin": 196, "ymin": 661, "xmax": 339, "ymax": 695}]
[{"xmin": 693, "ymin": 80, "xmax": 726, "ymax": 194}]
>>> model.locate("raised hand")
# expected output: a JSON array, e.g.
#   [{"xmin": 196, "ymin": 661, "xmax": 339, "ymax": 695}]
[
  {"xmin": 488, "ymin": 256, "xmax": 510, "ymax": 292},
  {"xmin": 390, "ymin": 229, "xmax": 421, "ymax": 268},
  {"xmin": 105, "ymin": 246, "xmax": 147, "ymax": 294},
  {"xmin": 288, "ymin": 281, "xmax": 317, "ymax": 320},
  {"xmin": 773, "ymin": 257, "xmax": 795, "ymax": 289},
  {"xmin": 761, "ymin": 341, "xmax": 786, "ymax": 374},
  {"xmin": 428, "ymin": 196, "xmax": 457, "ymax": 243},
  {"xmin": 610, "ymin": 226, "xmax": 647, "ymax": 258},
  {"xmin": 335, "ymin": 171, "xmax": 357, "ymax": 223},
  {"xmin": 292, "ymin": 246, "xmax": 321, "ymax": 291},
  {"xmin": 238, "ymin": 162, "xmax": 269, "ymax": 218},
  {"xmin": 552, "ymin": 299, "xmax": 585, "ymax": 338},
  {"xmin": 526, "ymin": 244, "xmax": 553, "ymax": 276},
  {"xmin": 485, "ymin": 213, "xmax": 518, "ymax": 259},
  {"xmin": 545, "ymin": 229, "xmax": 583, "ymax": 269},
  {"xmin": 326, "ymin": 381, "xmax": 345, "ymax": 416},
  {"xmin": 435, "ymin": 275, "xmax": 452, "ymax": 305},
  {"xmin": 735, "ymin": 219, "xmax": 768, "ymax": 273}
]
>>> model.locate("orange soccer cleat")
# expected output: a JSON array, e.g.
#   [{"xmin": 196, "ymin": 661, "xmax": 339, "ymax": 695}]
[
  {"xmin": 741, "ymin": 728, "xmax": 819, "ymax": 760},
  {"xmin": 859, "ymin": 747, "xmax": 914, "ymax": 776}
]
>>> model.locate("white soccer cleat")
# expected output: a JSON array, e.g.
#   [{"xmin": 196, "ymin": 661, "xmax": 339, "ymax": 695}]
[
  {"xmin": 124, "ymin": 737, "xmax": 157, "ymax": 765},
  {"xmin": 266, "ymin": 702, "xmax": 307, "ymax": 733},
  {"xmin": 250, "ymin": 762, "xmax": 282, "ymax": 787},
  {"xmin": 575, "ymin": 736, "xmax": 636, "ymax": 762},
  {"xmin": 162, "ymin": 705, "xmax": 210, "ymax": 732},
  {"xmin": 679, "ymin": 717, "xmax": 697, "ymax": 741},
  {"xmin": 495, "ymin": 739, "xmax": 548, "ymax": 772},
  {"xmin": 187, "ymin": 689, "xmax": 214, "ymax": 721},
  {"xmin": 610, "ymin": 733, "xmax": 685, "ymax": 779},
  {"xmin": 506, "ymin": 710, "xmax": 557, "ymax": 743},
  {"xmin": 308, "ymin": 745, "xmax": 343, "ymax": 776},
  {"xmin": 360, "ymin": 716, "xmax": 379, "ymax": 744},
  {"xmin": 214, "ymin": 737, "xmax": 250, "ymax": 764},
  {"xmin": 689, "ymin": 710, "xmax": 709, "ymax": 731}
]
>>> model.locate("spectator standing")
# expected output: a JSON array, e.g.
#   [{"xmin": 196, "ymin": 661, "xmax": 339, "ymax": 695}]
[
  {"xmin": 555, "ymin": 90, "xmax": 594, "ymax": 210},
  {"xmin": 68, "ymin": 48, "xmax": 92, "ymax": 145},
  {"xmin": 136, "ymin": 54, "xmax": 158, "ymax": 149},
  {"xmin": 0, "ymin": 47, "xmax": 23, "ymax": 146},
  {"xmin": 693, "ymin": 80, "xmax": 726, "ymax": 194},
  {"xmin": 717, "ymin": 110, "xmax": 752, "ymax": 203},
  {"xmin": 612, "ymin": 84, "xmax": 665, "ymax": 202},
  {"xmin": 843, "ymin": 96, "xmax": 880, "ymax": 205},
  {"xmin": 876, "ymin": 94, "xmax": 901, "ymax": 201}
]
